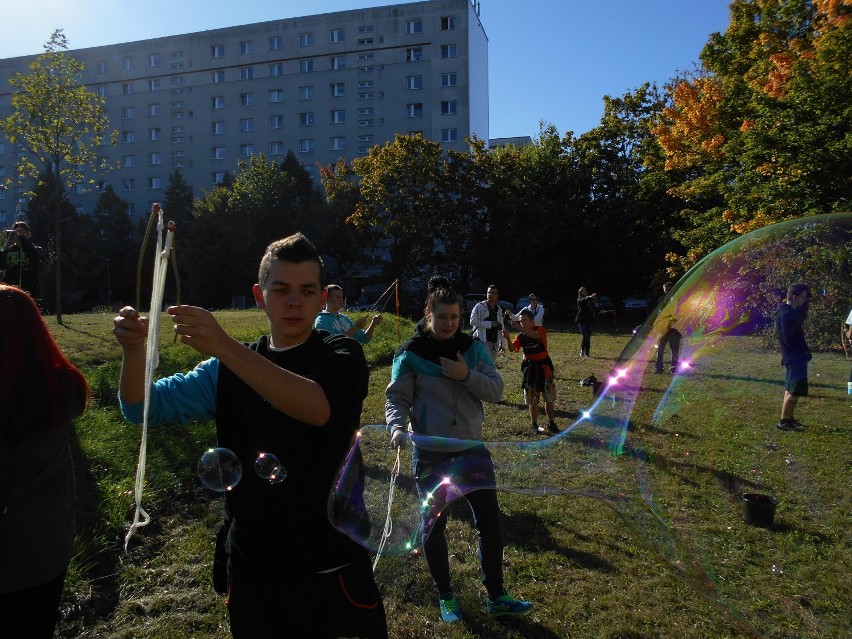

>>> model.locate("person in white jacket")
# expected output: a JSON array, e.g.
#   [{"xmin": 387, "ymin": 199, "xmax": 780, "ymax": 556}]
[{"xmin": 469, "ymin": 285, "xmax": 510, "ymax": 359}]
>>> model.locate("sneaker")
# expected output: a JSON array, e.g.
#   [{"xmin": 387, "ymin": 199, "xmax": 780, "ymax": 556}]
[
  {"xmin": 486, "ymin": 593, "xmax": 533, "ymax": 617},
  {"xmin": 439, "ymin": 596, "xmax": 463, "ymax": 623},
  {"xmin": 531, "ymin": 423, "xmax": 541, "ymax": 435},
  {"xmin": 777, "ymin": 419, "xmax": 804, "ymax": 432},
  {"xmin": 547, "ymin": 422, "xmax": 560, "ymax": 433}
]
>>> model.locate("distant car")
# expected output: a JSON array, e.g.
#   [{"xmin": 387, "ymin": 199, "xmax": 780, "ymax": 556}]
[
  {"xmin": 623, "ymin": 295, "xmax": 648, "ymax": 311},
  {"xmin": 595, "ymin": 295, "xmax": 615, "ymax": 312}
]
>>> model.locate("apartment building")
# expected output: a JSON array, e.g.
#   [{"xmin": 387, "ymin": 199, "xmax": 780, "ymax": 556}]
[{"xmin": 0, "ymin": 0, "xmax": 488, "ymax": 222}]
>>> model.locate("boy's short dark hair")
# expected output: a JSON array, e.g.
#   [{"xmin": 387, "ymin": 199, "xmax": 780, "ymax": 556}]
[
  {"xmin": 258, "ymin": 233, "xmax": 324, "ymax": 288},
  {"xmin": 519, "ymin": 309, "xmax": 534, "ymax": 320},
  {"xmin": 787, "ymin": 282, "xmax": 810, "ymax": 299}
]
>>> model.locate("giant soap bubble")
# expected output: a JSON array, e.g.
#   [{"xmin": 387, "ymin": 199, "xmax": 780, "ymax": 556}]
[{"xmin": 330, "ymin": 213, "xmax": 851, "ymax": 637}]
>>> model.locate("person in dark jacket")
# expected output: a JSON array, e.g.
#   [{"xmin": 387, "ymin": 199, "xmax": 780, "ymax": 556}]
[
  {"xmin": 575, "ymin": 287, "xmax": 597, "ymax": 357},
  {"xmin": 775, "ymin": 282, "xmax": 812, "ymax": 431},
  {"xmin": 0, "ymin": 285, "xmax": 89, "ymax": 639},
  {"xmin": 112, "ymin": 233, "xmax": 387, "ymax": 638},
  {"xmin": 1, "ymin": 221, "xmax": 44, "ymax": 304}
]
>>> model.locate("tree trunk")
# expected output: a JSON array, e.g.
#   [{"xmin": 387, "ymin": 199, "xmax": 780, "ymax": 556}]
[{"xmin": 54, "ymin": 180, "xmax": 64, "ymax": 325}]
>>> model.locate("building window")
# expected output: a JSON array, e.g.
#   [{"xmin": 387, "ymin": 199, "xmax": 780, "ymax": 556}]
[
  {"xmin": 269, "ymin": 36, "xmax": 283, "ymax": 51},
  {"xmin": 299, "ymin": 85, "xmax": 314, "ymax": 100},
  {"xmin": 441, "ymin": 128, "xmax": 458, "ymax": 142},
  {"xmin": 357, "ymin": 53, "xmax": 374, "ymax": 61},
  {"xmin": 331, "ymin": 82, "xmax": 345, "ymax": 97},
  {"xmin": 299, "ymin": 139, "xmax": 314, "ymax": 153},
  {"xmin": 441, "ymin": 72, "xmax": 457, "ymax": 86},
  {"xmin": 331, "ymin": 109, "xmax": 346, "ymax": 124},
  {"xmin": 170, "ymin": 126, "xmax": 184, "ymax": 134},
  {"xmin": 357, "ymin": 37, "xmax": 374, "ymax": 46},
  {"xmin": 171, "ymin": 100, "xmax": 184, "ymax": 108},
  {"xmin": 405, "ymin": 19, "xmax": 422, "ymax": 35},
  {"xmin": 269, "ymin": 141, "xmax": 284, "ymax": 156},
  {"xmin": 212, "ymin": 70, "xmax": 225, "ymax": 84},
  {"xmin": 122, "ymin": 106, "xmax": 135, "ymax": 119},
  {"xmin": 441, "ymin": 100, "xmax": 458, "ymax": 115},
  {"xmin": 358, "ymin": 107, "xmax": 374, "ymax": 115},
  {"xmin": 358, "ymin": 65, "xmax": 374, "ymax": 73},
  {"xmin": 358, "ymin": 119, "xmax": 374, "ymax": 127},
  {"xmin": 96, "ymin": 61, "xmax": 107, "ymax": 74},
  {"xmin": 406, "ymin": 48, "xmax": 423, "ymax": 62},
  {"xmin": 240, "ymin": 144, "xmax": 254, "ymax": 158},
  {"xmin": 122, "ymin": 131, "xmax": 135, "ymax": 143},
  {"xmin": 240, "ymin": 93, "xmax": 254, "ymax": 106},
  {"xmin": 148, "ymin": 53, "xmax": 160, "ymax": 67},
  {"xmin": 149, "ymin": 79, "xmax": 161, "ymax": 91},
  {"xmin": 149, "ymin": 152, "xmax": 162, "ymax": 165},
  {"xmin": 171, "ymin": 161, "xmax": 184, "ymax": 169},
  {"xmin": 358, "ymin": 134, "xmax": 374, "ymax": 142},
  {"xmin": 213, "ymin": 146, "xmax": 226, "ymax": 159},
  {"xmin": 358, "ymin": 92, "xmax": 375, "ymax": 100},
  {"xmin": 149, "ymin": 177, "xmax": 162, "ymax": 190},
  {"xmin": 213, "ymin": 172, "xmax": 226, "ymax": 184},
  {"xmin": 123, "ymin": 179, "xmax": 135, "ymax": 192},
  {"xmin": 330, "ymin": 136, "xmax": 346, "ymax": 151},
  {"xmin": 269, "ymin": 63, "xmax": 283, "ymax": 77},
  {"xmin": 299, "ymin": 32, "xmax": 314, "ymax": 47},
  {"xmin": 149, "ymin": 103, "xmax": 161, "ymax": 116},
  {"xmin": 122, "ymin": 57, "xmax": 133, "ymax": 71},
  {"xmin": 358, "ymin": 80, "xmax": 375, "ymax": 89},
  {"xmin": 299, "ymin": 59, "xmax": 314, "ymax": 73},
  {"xmin": 212, "ymin": 44, "xmax": 225, "ymax": 58},
  {"xmin": 240, "ymin": 67, "xmax": 253, "ymax": 80},
  {"xmin": 122, "ymin": 155, "xmax": 135, "ymax": 167},
  {"xmin": 330, "ymin": 28, "xmax": 345, "ymax": 43},
  {"xmin": 149, "ymin": 128, "xmax": 161, "ymax": 141},
  {"xmin": 300, "ymin": 112, "xmax": 314, "ymax": 126},
  {"xmin": 441, "ymin": 44, "xmax": 457, "ymax": 58},
  {"xmin": 212, "ymin": 121, "xmax": 225, "ymax": 135},
  {"xmin": 358, "ymin": 25, "xmax": 374, "ymax": 34},
  {"xmin": 171, "ymin": 136, "xmax": 185, "ymax": 144},
  {"xmin": 123, "ymin": 83, "xmax": 133, "ymax": 95},
  {"xmin": 441, "ymin": 16, "xmax": 457, "ymax": 30},
  {"xmin": 269, "ymin": 115, "xmax": 284, "ymax": 129},
  {"xmin": 331, "ymin": 56, "xmax": 345, "ymax": 70},
  {"xmin": 95, "ymin": 86, "xmax": 107, "ymax": 97},
  {"xmin": 406, "ymin": 103, "xmax": 423, "ymax": 118},
  {"xmin": 406, "ymin": 75, "xmax": 423, "ymax": 90},
  {"xmin": 239, "ymin": 40, "xmax": 254, "ymax": 55},
  {"xmin": 240, "ymin": 118, "xmax": 254, "ymax": 132}
]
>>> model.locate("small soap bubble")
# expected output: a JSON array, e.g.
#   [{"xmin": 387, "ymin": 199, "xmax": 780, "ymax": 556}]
[
  {"xmin": 255, "ymin": 452, "xmax": 287, "ymax": 484},
  {"xmin": 197, "ymin": 447, "xmax": 242, "ymax": 492}
]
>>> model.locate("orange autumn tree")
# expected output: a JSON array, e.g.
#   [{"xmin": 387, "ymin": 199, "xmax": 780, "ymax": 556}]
[{"xmin": 653, "ymin": 0, "xmax": 851, "ymax": 277}]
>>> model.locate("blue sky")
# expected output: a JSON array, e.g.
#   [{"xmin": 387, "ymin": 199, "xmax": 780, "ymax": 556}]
[{"xmin": 0, "ymin": 0, "xmax": 731, "ymax": 138}]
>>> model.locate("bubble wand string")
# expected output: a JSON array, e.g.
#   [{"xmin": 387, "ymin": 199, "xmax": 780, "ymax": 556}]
[
  {"xmin": 125, "ymin": 204, "xmax": 175, "ymax": 550},
  {"xmin": 372, "ymin": 445, "xmax": 401, "ymax": 571}
]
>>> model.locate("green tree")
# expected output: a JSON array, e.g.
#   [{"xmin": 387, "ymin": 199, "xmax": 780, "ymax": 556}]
[
  {"xmin": 0, "ymin": 29, "xmax": 116, "ymax": 323},
  {"xmin": 653, "ymin": 0, "xmax": 851, "ymax": 273},
  {"xmin": 162, "ymin": 170, "xmax": 195, "ymax": 230}
]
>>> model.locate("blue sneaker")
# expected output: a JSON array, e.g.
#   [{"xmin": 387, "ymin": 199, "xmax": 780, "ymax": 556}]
[
  {"xmin": 486, "ymin": 593, "xmax": 533, "ymax": 616},
  {"xmin": 439, "ymin": 596, "xmax": 463, "ymax": 623}
]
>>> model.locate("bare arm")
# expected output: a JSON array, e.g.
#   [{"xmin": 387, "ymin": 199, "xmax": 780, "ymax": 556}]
[{"xmin": 169, "ymin": 305, "xmax": 331, "ymax": 426}]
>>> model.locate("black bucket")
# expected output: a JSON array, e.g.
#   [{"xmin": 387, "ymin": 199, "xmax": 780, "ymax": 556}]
[{"xmin": 742, "ymin": 493, "xmax": 778, "ymax": 528}]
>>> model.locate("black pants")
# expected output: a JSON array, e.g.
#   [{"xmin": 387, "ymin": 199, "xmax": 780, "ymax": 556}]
[
  {"xmin": 414, "ymin": 447, "xmax": 505, "ymax": 599},
  {"xmin": 0, "ymin": 568, "xmax": 67, "ymax": 639},
  {"xmin": 656, "ymin": 329, "xmax": 681, "ymax": 372},
  {"xmin": 577, "ymin": 322, "xmax": 592, "ymax": 356},
  {"xmin": 227, "ymin": 556, "xmax": 387, "ymax": 638}
]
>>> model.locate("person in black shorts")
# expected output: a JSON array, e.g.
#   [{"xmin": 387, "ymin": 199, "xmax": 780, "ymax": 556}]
[{"xmin": 775, "ymin": 283, "xmax": 812, "ymax": 431}]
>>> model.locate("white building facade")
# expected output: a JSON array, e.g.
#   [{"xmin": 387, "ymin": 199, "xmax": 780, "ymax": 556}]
[{"xmin": 0, "ymin": 0, "xmax": 488, "ymax": 222}]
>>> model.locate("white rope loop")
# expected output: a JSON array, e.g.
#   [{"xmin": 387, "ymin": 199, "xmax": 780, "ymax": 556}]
[
  {"xmin": 372, "ymin": 445, "xmax": 401, "ymax": 571},
  {"xmin": 124, "ymin": 205, "xmax": 175, "ymax": 550}
]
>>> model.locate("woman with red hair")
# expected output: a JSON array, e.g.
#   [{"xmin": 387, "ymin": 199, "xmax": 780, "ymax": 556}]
[{"xmin": 0, "ymin": 285, "xmax": 89, "ymax": 638}]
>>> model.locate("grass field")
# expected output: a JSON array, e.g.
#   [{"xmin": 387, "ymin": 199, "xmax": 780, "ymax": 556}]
[{"xmin": 45, "ymin": 309, "xmax": 850, "ymax": 639}]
